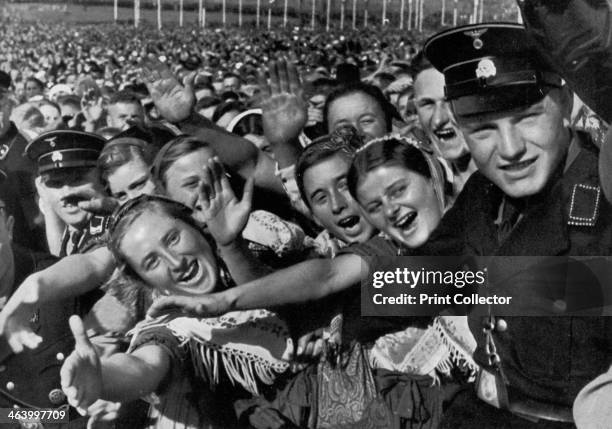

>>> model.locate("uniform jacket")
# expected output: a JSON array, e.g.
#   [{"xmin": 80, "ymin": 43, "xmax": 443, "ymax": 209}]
[
  {"xmin": 0, "ymin": 246, "xmax": 81, "ymax": 418},
  {"xmin": 402, "ymin": 132, "xmax": 612, "ymax": 408}
]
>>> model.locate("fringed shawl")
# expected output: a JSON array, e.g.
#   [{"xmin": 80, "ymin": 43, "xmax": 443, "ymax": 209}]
[
  {"xmin": 368, "ymin": 316, "xmax": 479, "ymax": 382},
  {"xmin": 128, "ymin": 310, "xmax": 294, "ymax": 396}
]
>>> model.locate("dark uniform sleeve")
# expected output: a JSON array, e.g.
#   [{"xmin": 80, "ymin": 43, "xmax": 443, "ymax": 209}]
[
  {"xmin": 0, "ymin": 247, "xmax": 84, "ymax": 423},
  {"xmin": 520, "ymin": 0, "xmax": 612, "ymax": 123}
]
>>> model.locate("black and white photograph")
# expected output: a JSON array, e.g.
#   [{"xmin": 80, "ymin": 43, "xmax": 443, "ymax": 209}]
[{"xmin": 0, "ymin": 0, "xmax": 611, "ymax": 427}]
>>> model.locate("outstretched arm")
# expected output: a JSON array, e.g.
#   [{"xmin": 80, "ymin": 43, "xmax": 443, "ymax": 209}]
[
  {"xmin": 0, "ymin": 247, "xmax": 115, "ymax": 353},
  {"xmin": 178, "ymin": 112, "xmax": 284, "ymax": 195},
  {"xmin": 148, "ymin": 253, "xmax": 365, "ymax": 318},
  {"xmin": 140, "ymin": 55, "xmax": 284, "ymax": 195},
  {"xmin": 61, "ymin": 315, "xmax": 170, "ymax": 411}
]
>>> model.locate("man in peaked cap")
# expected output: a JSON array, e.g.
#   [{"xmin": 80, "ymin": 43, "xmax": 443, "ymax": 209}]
[
  {"xmin": 0, "ymin": 168, "xmax": 87, "ymax": 427},
  {"xmin": 26, "ymin": 129, "xmax": 108, "ymax": 257},
  {"xmin": 413, "ymin": 23, "xmax": 612, "ymax": 427}
]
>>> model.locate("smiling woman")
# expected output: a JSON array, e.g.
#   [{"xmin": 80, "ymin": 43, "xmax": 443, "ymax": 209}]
[
  {"xmin": 145, "ymin": 137, "xmax": 475, "ymax": 429},
  {"xmin": 348, "ymin": 136, "xmax": 449, "ymax": 249},
  {"xmin": 108, "ymin": 196, "xmax": 220, "ymax": 296},
  {"xmin": 61, "ymin": 195, "xmax": 292, "ymax": 429}
]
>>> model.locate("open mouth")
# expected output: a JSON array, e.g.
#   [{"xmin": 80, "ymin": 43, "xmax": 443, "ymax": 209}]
[
  {"xmin": 338, "ymin": 215, "xmax": 360, "ymax": 229},
  {"xmin": 394, "ymin": 211, "xmax": 417, "ymax": 230},
  {"xmin": 500, "ymin": 157, "xmax": 537, "ymax": 172},
  {"xmin": 176, "ymin": 259, "xmax": 202, "ymax": 285},
  {"xmin": 434, "ymin": 128, "xmax": 457, "ymax": 141}
]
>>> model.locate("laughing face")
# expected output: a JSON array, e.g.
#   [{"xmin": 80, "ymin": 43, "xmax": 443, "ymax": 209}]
[
  {"xmin": 458, "ymin": 88, "xmax": 571, "ymax": 198},
  {"xmin": 40, "ymin": 167, "xmax": 106, "ymax": 229},
  {"xmin": 163, "ymin": 147, "xmax": 216, "ymax": 215},
  {"xmin": 357, "ymin": 164, "xmax": 442, "ymax": 248},
  {"xmin": 302, "ymin": 153, "xmax": 374, "ymax": 244},
  {"xmin": 119, "ymin": 209, "xmax": 219, "ymax": 296},
  {"xmin": 414, "ymin": 68, "xmax": 469, "ymax": 162},
  {"xmin": 107, "ymin": 158, "xmax": 157, "ymax": 205}
]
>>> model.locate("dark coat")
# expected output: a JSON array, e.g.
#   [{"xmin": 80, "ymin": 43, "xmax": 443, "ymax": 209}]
[
  {"xmin": 0, "ymin": 246, "xmax": 85, "ymax": 427},
  {"xmin": 405, "ymin": 133, "xmax": 612, "ymax": 409}
]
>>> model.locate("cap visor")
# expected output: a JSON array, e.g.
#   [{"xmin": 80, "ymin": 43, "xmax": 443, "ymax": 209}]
[{"xmin": 451, "ymin": 85, "xmax": 548, "ymax": 118}]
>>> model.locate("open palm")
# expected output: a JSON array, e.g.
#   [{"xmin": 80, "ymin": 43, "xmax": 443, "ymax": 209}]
[
  {"xmin": 195, "ymin": 157, "xmax": 254, "ymax": 247},
  {"xmin": 60, "ymin": 316, "xmax": 103, "ymax": 415},
  {"xmin": 258, "ymin": 59, "xmax": 308, "ymax": 146},
  {"xmin": 140, "ymin": 54, "xmax": 195, "ymax": 123}
]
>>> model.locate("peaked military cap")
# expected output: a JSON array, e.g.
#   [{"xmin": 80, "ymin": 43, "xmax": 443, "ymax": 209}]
[
  {"xmin": 424, "ymin": 23, "xmax": 562, "ymax": 118},
  {"xmin": 25, "ymin": 130, "xmax": 106, "ymax": 174}
]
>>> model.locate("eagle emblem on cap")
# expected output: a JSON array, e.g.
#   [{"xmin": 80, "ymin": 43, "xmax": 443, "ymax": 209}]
[
  {"xmin": 51, "ymin": 151, "xmax": 63, "ymax": 162},
  {"xmin": 464, "ymin": 28, "xmax": 488, "ymax": 50},
  {"xmin": 476, "ymin": 59, "xmax": 496, "ymax": 79},
  {"xmin": 45, "ymin": 136, "xmax": 57, "ymax": 148}
]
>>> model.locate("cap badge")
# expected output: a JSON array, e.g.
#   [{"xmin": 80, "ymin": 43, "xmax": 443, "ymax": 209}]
[
  {"xmin": 45, "ymin": 136, "xmax": 57, "ymax": 148},
  {"xmin": 51, "ymin": 151, "xmax": 63, "ymax": 163},
  {"xmin": 464, "ymin": 28, "xmax": 488, "ymax": 50},
  {"xmin": 476, "ymin": 59, "xmax": 496, "ymax": 79}
]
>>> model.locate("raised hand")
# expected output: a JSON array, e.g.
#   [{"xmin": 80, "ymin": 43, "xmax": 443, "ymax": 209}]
[
  {"xmin": 81, "ymin": 88, "xmax": 105, "ymax": 125},
  {"xmin": 258, "ymin": 59, "xmax": 308, "ymax": 146},
  {"xmin": 0, "ymin": 279, "xmax": 43, "ymax": 355},
  {"xmin": 194, "ymin": 157, "xmax": 254, "ymax": 247},
  {"xmin": 60, "ymin": 315, "xmax": 103, "ymax": 415},
  {"xmin": 140, "ymin": 54, "xmax": 196, "ymax": 123},
  {"xmin": 85, "ymin": 400, "xmax": 122, "ymax": 428}
]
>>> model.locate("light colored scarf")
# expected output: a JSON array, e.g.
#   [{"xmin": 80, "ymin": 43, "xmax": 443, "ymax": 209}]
[
  {"xmin": 130, "ymin": 309, "xmax": 294, "ymax": 395},
  {"xmin": 368, "ymin": 316, "xmax": 479, "ymax": 382}
]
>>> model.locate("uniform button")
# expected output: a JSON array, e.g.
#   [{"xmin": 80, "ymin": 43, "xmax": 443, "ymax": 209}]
[
  {"xmin": 6, "ymin": 381, "xmax": 15, "ymax": 391},
  {"xmin": 56, "ymin": 353, "xmax": 65, "ymax": 361},
  {"xmin": 481, "ymin": 317, "xmax": 494, "ymax": 330},
  {"xmin": 495, "ymin": 318, "xmax": 507, "ymax": 332},
  {"xmin": 48, "ymin": 388, "xmax": 66, "ymax": 405}
]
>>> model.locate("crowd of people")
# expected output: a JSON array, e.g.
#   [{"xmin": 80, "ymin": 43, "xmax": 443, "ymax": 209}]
[{"xmin": 0, "ymin": 1, "xmax": 611, "ymax": 428}]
